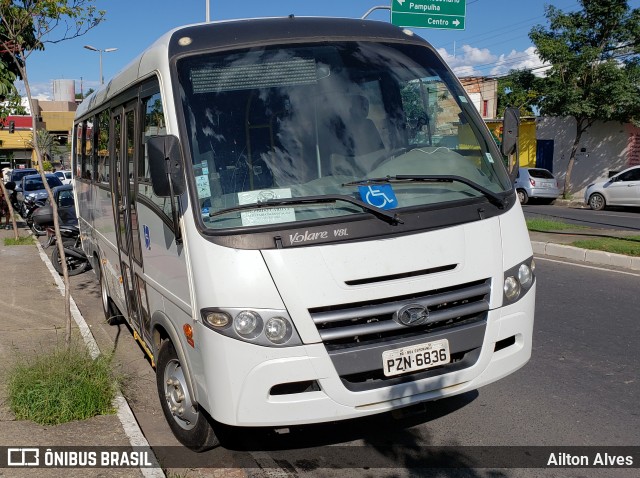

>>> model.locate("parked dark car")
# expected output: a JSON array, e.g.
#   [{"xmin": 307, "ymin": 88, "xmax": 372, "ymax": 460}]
[
  {"xmin": 7, "ymin": 167, "xmax": 37, "ymax": 186},
  {"xmin": 4, "ymin": 168, "xmax": 37, "ymax": 210},
  {"xmin": 31, "ymin": 184, "xmax": 78, "ymax": 234},
  {"xmin": 16, "ymin": 173, "xmax": 63, "ymax": 215}
]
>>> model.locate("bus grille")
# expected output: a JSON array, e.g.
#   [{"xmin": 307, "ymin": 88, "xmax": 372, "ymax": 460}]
[{"xmin": 309, "ymin": 278, "xmax": 491, "ymax": 349}]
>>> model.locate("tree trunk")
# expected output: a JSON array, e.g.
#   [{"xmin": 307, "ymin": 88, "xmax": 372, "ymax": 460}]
[
  {"xmin": 0, "ymin": 181, "xmax": 19, "ymax": 239},
  {"xmin": 22, "ymin": 69, "xmax": 73, "ymax": 348},
  {"xmin": 562, "ymin": 119, "xmax": 588, "ymax": 198}
]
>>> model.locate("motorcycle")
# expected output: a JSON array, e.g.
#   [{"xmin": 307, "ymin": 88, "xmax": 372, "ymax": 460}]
[
  {"xmin": 23, "ymin": 197, "xmax": 48, "ymax": 236},
  {"xmin": 45, "ymin": 225, "xmax": 91, "ymax": 276}
]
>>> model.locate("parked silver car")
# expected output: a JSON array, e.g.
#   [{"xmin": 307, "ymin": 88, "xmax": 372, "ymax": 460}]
[
  {"xmin": 514, "ymin": 167, "xmax": 561, "ymax": 204},
  {"xmin": 584, "ymin": 165, "xmax": 640, "ymax": 210}
]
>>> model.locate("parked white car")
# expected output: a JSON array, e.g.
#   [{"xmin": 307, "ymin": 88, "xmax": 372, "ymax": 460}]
[
  {"xmin": 584, "ymin": 165, "xmax": 640, "ymax": 210},
  {"xmin": 54, "ymin": 170, "xmax": 72, "ymax": 185}
]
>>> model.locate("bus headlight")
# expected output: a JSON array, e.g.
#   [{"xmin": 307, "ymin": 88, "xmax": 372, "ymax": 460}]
[
  {"xmin": 518, "ymin": 263, "xmax": 533, "ymax": 289},
  {"xmin": 201, "ymin": 308, "xmax": 301, "ymax": 347},
  {"xmin": 264, "ymin": 317, "xmax": 292, "ymax": 344},
  {"xmin": 503, "ymin": 276, "xmax": 521, "ymax": 301},
  {"xmin": 234, "ymin": 310, "xmax": 262, "ymax": 338},
  {"xmin": 503, "ymin": 257, "xmax": 535, "ymax": 305}
]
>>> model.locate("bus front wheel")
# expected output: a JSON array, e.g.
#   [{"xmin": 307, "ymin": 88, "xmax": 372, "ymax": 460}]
[{"xmin": 156, "ymin": 339, "xmax": 219, "ymax": 451}]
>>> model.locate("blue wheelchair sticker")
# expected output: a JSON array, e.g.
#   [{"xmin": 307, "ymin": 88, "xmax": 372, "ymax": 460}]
[
  {"xmin": 358, "ymin": 185, "xmax": 398, "ymax": 210},
  {"xmin": 143, "ymin": 224, "xmax": 151, "ymax": 250}
]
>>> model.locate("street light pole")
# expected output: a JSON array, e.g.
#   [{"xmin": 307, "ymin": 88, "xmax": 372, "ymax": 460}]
[{"xmin": 83, "ymin": 45, "xmax": 118, "ymax": 85}]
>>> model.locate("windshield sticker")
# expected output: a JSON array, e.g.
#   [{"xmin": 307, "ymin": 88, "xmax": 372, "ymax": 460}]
[
  {"xmin": 358, "ymin": 185, "xmax": 398, "ymax": 210},
  {"xmin": 238, "ymin": 188, "xmax": 295, "ymax": 226},
  {"xmin": 459, "ymin": 96, "xmax": 468, "ymax": 103},
  {"xmin": 485, "ymin": 152, "xmax": 494, "ymax": 164},
  {"xmin": 195, "ymin": 174, "xmax": 211, "ymax": 199}
]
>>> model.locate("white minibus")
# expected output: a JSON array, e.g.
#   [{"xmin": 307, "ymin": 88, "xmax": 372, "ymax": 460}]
[{"xmin": 73, "ymin": 16, "xmax": 535, "ymax": 451}]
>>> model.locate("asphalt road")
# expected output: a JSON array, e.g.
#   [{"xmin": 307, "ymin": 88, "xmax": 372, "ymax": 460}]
[
  {"xmin": 523, "ymin": 204, "xmax": 640, "ymax": 232},
  {"xmin": 57, "ymin": 242, "xmax": 640, "ymax": 478}
]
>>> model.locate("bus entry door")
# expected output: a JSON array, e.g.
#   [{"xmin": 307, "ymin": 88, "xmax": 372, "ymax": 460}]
[{"xmin": 112, "ymin": 104, "xmax": 149, "ymax": 338}]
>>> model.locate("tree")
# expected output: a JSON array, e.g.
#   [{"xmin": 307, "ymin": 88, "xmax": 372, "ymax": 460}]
[
  {"xmin": 0, "ymin": 1, "xmax": 105, "ymax": 346},
  {"xmin": 496, "ymin": 70, "xmax": 540, "ymax": 118},
  {"xmin": 0, "ymin": 1, "xmax": 39, "ymax": 117},
  {"xmin": 30, "ymin": 128, "xmax": 55, "ymax": 164},
  {"xmin": 529, "ymin": 0, "xmax": 640, "ymax": 197},
  {"xmin": 0, "ymin": 89, "xmax": 27, "ymax": 117}
]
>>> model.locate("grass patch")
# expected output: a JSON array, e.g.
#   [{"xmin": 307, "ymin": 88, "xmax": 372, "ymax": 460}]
[
  {"xmin": 8, "ymin": 346, "xmax": 118, "ymax": 425},
  {"xmin": 526, "ymin": 218, "xmax": 584, "ymax": 232},
  {"xmin": 4, "ymin": 235, "xmax": 34, "ymax": 246},
  {"xmin": 572, "ymin": 236, "xmax": 640, "ymax": 257}
]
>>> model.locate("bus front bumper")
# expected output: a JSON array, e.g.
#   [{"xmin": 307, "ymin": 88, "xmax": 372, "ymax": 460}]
[{"xmin": 201, "ymin": 285, "xmax": 535, "ymax": 427}]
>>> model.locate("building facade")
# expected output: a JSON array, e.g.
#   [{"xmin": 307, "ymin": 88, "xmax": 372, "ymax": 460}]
[
  {"xmin": 0, "ymin": 98, "xmax": 76, "ymax": 172},
  {"xmin": 536, "ymin": 117, "xmax": 640, "ymax": 196}
]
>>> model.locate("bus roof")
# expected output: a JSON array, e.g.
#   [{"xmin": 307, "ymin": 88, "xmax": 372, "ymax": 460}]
[{"xmin": 75, "ymin": 16, "xmax": 425, "ymax": 119}]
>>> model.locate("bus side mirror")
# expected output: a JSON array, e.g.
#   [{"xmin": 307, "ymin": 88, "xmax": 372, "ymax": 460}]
[
  {"xmin": 148, "ymin": 135, "xmax": 186, "ymax": 197},
  {"xmin": 501, "ymin": 107, "xmax": 520, "ymax": 181}
]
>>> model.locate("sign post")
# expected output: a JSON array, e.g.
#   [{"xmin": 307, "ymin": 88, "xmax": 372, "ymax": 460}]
[{"xmin": 391, "ymin": 0, "xmax": 466, "ymax": 30}]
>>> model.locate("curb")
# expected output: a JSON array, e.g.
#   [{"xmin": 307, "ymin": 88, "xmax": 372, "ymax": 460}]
[
  {"xmin": 531, "ymin": 240, "xmax": 640, "ymax": 271},
  {"xmin": 552, "ymin": 199, "xmax": 587, "ymax": 208},
  {"xmin": 34, "ymin": 238, "xmax": 167, "ymax": 478}
]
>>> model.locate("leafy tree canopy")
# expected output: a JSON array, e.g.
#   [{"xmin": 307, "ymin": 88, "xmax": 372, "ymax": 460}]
[
  {"xmin": 0, "ymin": 1, "xmax": 104, "ymax": 110},
  {"xmin": 529, "ymin": 0, "xmax": 640, "ymax": 127},
  {"xmin": 497, "ymin": 70, "xmax": 540, "ymax": 118},
  {"xmin": 523, "ymin": 0, "xmax": 640, "ymax": 195},
  {"xmin": 0, "ymin": 0, "xmax": 42, "ymax": 110}
]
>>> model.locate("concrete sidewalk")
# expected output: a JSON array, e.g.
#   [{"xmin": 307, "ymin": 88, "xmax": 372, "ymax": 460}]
[{"xmin": 0, "ymin": 225, "xmax": 161, "ymax": 478}]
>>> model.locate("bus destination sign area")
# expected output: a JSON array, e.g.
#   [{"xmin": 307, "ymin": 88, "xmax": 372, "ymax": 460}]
[{"xmin": 391, "ymin": 0, "xmax": 466, "ymax": 30}]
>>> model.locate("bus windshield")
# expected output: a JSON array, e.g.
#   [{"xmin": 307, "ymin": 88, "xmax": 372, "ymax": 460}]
[{"xmin": 177, "ymin": 41, "xmax": 511, "ymax": 230}]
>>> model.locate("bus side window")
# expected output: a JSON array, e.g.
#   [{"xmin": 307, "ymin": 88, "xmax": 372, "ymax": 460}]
[
  {"xmin": 96, "ymin": 110, "xmax": 111, "ymax": 184},
  {"xmin": 139, "ymin": 92, "xmax": 172, "ymax": 218},
  {"xmin": 74, "ymin": 123, "xmax": 83, "ymax": 178},
  {"xmin": 80, "ymin": 120, "xmax": 95, "ymax": 181}
]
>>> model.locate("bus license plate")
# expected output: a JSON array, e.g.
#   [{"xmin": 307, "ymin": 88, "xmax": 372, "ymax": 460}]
[{"xmin": 382, "ymin": 339, "xmax": 450, "ymax": 377}]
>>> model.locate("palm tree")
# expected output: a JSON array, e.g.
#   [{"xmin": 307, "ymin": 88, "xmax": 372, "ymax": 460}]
[{"xmin": 30, "ymin": 129, "xmax": 55, "ymax": 167}]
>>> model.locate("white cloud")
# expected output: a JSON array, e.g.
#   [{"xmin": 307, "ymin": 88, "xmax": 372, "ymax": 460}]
[
  {"xmin": 437, "ymin": 45, "xmax": 496, "ymax": 76},
  {"xmin": 489, "ymin": 47, "xmax": 549, "ymax": 76},
  {"xmin": 438, "ymin": 45, "xmax": 550, "ymax": 78},
  {"xmin": 15, "ymin": 80, "xmax": 53, "ymax": 102}
]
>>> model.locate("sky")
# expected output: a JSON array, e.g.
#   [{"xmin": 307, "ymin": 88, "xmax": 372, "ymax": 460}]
[{"xmin": 16, "ymin": 0, "xmax": 640, "ymax": 101}]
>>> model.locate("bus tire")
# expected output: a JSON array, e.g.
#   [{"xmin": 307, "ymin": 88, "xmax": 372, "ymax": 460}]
[
  {"xmin": 156, "ymin": 339, "xmax": 219, "ymax": 452},
  {"xmin": 98, "ymin": 260, "xmax": 120, "ymax": 325}
]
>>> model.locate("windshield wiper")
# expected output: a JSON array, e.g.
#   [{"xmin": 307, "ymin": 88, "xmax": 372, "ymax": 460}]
[
  {"xmin": 343, "ymin": 175, "xmax": 507, "ymax": 209},
  {"xmin": 209, "ymin": 194, "xmax": 403, "ymax": 225}
]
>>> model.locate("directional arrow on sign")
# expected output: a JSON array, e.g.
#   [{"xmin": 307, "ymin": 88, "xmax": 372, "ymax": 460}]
[
  {"xmin": 453, "ymin": 19, "xmax": 460, "ymax": 26},
  {"xmin": 397, "ymin": 0, "xmax": 406, "ymax": 5}
]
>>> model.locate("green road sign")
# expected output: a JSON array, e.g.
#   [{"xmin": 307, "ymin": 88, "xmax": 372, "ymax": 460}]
[{"xmin": 391, "ymin": 0, "xmax": 466, "ymax": 30}]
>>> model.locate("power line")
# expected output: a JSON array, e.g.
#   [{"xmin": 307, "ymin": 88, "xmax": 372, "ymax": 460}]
[{"xmin": 434, "ymin": 1, "xmax": 583, "ymax": 74}]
